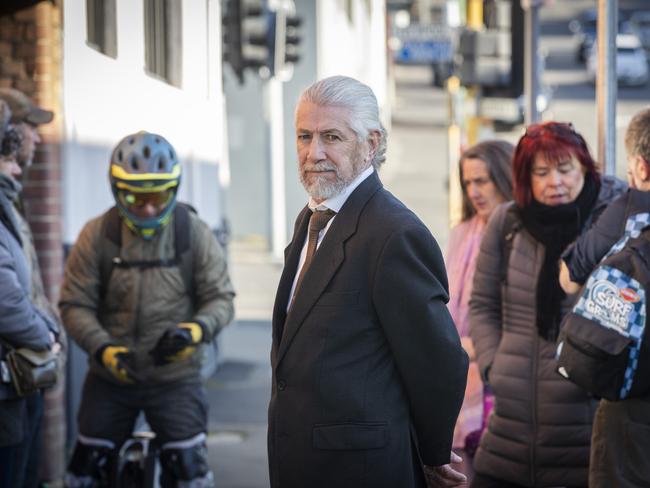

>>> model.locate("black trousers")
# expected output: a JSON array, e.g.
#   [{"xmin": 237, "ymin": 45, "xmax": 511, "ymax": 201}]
[
  {"xmin": 0, "ymin": 393, "xmax": 43, "ymax": 488},
  {"xmin": 76, "ymin": 372, "xmax": 208, "ymax": 446}
]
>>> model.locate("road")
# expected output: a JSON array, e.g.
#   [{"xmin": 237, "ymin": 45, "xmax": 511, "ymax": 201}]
[{"xmin": 540, "ymin": 0, "xmax": 650, "ymax": 179}]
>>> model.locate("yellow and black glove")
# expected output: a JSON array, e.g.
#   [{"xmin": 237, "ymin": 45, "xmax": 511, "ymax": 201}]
[
  {"xmin": 97, "ymin": 345, "xmax": 139, "ymax": 384},
  {"xmin": 149, "ymin": 322, "xmax": 204, "ymax": 366}
]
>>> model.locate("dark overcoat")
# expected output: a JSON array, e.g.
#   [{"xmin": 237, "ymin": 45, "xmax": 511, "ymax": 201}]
[{"xmin": 268, "ymin": 172, "xmax": 468, "ymax": 488}]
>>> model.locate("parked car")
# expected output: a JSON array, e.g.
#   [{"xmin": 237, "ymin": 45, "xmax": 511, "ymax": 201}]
[
  {"xmin": 629, "ymin": 11, "xmax": 650, "ymax": 56},
  {"xmin": 569, "ymin": 9, "xmax": 635, "ymax": 63},
  {"xmin": 586, "ymin": 34, "xmax": 649, "ymax": 87}
]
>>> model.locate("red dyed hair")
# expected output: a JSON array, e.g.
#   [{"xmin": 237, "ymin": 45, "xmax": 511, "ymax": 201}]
[{"xmin": 512, "ymin": 121, "xmax": 600, "ymax": 207}]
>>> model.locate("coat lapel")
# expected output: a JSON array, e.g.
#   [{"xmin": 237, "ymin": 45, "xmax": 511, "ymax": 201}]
[
  {"xmin": 275, "ymin": 172, "xmax": 383, "ymax": 366},
  {"xmin": 272, "ymin": 206, "xmax": 311, "ymax": 345}
]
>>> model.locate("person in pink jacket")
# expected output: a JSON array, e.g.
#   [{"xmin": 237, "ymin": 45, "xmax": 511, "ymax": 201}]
[{"xmin": 445, "ymin": 140, "xmax": 513, "ymax": 476}]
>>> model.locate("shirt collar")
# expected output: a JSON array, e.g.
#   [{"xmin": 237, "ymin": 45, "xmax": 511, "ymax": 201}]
[{"xmin": 308, "ymin": 165, "xmax": 374, "ymax": 212}]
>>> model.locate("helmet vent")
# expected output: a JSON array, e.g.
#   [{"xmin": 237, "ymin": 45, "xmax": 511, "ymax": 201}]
[
  {"xmin": 143, "ymin": 145, "xmax": 151, "ymax": 159},
  {"xmin": 169, "ymin": 149, "xmax": 175, "ymax": 161},
  {"xmin": 117, "ymin": 150, "xmax": 123, "ymax": 162},
  {"xmin": 158, "ymin": 156, "xmax": 167, "ymax": 170},
  {"xmin": 130, "ymin": 155, "xmax": 139, "ymax": 170},
  {"xmin": 128, "ymin": 137, "xmax": 135, "ymax": 145}
]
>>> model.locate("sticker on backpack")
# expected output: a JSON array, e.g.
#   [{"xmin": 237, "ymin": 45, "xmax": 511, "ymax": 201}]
[
  {"xmin": 556, "ymin": 211, "xmax": 650, "ymax": 401},
  {"xmin": 573, "ymin": 266, "xmax": 645, "ymax": 336}
]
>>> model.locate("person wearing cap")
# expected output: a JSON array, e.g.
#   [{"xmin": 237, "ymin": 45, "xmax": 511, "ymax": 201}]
[
  {"xmin": 60, "ymin": 131, "xmax": 235, "ymax": 487},
  {"xmin": 0, "ymin": 88, "xmax": 64, "ymax": 487},
  {"xmin": 0, "ymin": 100, "xmax": 59, "ymax": 488},
  {"xmin": 0, "ymin": 88, "xmax": 53, "ymax": 169}
]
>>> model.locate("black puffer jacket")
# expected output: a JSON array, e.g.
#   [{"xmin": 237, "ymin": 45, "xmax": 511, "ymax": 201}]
[{"xmin": 469, "ymin": 176, "xmax": 626, "ymax": 487}]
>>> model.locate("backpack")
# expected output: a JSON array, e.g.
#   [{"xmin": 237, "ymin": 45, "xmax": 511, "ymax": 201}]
[
  {"xmin": 98, "ymin": 203, "xmax": 221, "ymax": 379},
  {"xmin": 555, "ymin": 212, "xmax": 650, "ymax": 401}
]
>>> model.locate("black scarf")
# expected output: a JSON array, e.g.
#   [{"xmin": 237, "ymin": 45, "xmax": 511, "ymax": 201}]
[{"xmin": 518, "ymin": 173, "xmax": 599, "ymax": 341}]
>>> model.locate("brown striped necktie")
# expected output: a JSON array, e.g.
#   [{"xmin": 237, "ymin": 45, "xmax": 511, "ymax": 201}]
[{"xmin": 289, "ymin": 209, "xmax": 336, "ymax": 308}]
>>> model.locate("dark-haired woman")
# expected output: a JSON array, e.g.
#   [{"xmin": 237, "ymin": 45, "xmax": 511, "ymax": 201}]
[
  {"xmin": 445, "ymin": 140, "xmax": 514, "ymax": 475},
  {"xmin": 468, "ymin": 122, "xmax": 626, "ymax": 487}
]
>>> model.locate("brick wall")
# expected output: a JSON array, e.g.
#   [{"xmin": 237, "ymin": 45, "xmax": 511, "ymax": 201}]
[{"xmin": 0, "ymin": 1, "xmax": 65, "ymax": 483}]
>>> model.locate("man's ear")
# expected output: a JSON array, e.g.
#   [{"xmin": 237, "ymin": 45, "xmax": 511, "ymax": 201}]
[
  {"xmin": 367, "ymin": 130, "xmax": 381, "ymax": 160},
  {"xmin": 639, "ymin": 156, "xmax": 650, "ymax": 182}
]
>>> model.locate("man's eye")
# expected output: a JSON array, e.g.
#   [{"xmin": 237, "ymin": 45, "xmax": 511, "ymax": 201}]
[
  {"xmin": 324, "ymin": 134, "xmax": 340, "ymax": 142},
  {"xmin": 297, "ymin": 134, "xmax": 311, "ymax": 142}
]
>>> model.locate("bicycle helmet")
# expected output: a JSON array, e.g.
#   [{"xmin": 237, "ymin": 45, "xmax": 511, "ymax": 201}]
[{"xmin": 109, "ymin": 131, "xmax": 181, "ymax": 239}]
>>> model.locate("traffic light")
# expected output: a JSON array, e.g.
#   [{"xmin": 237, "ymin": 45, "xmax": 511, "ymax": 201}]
[
  {"xmin": 222, "ymin": 0, "xmax": 275, "ymax": 84},
  {"xmin": 222, "ymin": 0, "xmax": 302, "ymax": 83},
  {"xmin": 272, "ymin": 1, "xmax": 303, "ymax": 80},
  {"xmin": 457, "ymin": 0, "xmax": 524, "ymax": 99}
]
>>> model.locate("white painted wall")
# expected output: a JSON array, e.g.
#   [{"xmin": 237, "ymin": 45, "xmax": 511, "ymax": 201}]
[
  {"xmin": 316, "ymin": 0, "xmax": 389, "ymax": 124},
  {"xmin": 62, "ymin": 0, "xmax": 227, "ymax": 242}
]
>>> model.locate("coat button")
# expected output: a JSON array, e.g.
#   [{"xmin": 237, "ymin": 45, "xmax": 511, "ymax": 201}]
[{"xmin": 278, "ymin": 380, "xmax": 286, "ymax": 391}]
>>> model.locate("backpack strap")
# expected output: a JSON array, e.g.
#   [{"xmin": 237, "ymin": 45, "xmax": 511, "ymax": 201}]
[
  {"xmin": 98, "ymin": 207, "xmax": 122, "ymax": 302},
  {"xmin": 500, "ymin": 205, "xmax": 522, "ymax": 285},
  {"xmin": 174, "ymin": 203, "xmax": 195, "ymax": 302}
]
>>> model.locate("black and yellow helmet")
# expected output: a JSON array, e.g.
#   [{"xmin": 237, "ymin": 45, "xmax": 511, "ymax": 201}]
[{"xmin": 109, "ymin": 131, "xmax": 181, "ymax": 239}]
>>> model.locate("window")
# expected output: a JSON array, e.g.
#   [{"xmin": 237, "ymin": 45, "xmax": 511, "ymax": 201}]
[
  {"xmin": 86, "ymin": 0, "xmax": 117, "ymax": 58},
  {"xmin": 144, "ymin": 0, "xmax": 182, "ymax": 86}
]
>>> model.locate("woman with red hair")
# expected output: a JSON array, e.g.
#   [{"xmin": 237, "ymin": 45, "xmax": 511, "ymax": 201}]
[{"xmin": 468, "ymin": 122, "xmax": 626, "ymax": 487}]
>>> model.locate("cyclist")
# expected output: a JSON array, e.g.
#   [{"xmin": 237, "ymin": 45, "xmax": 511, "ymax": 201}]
[{"xmin": 61, "ymin": 131, "xmax": 235, "ymax": 487}]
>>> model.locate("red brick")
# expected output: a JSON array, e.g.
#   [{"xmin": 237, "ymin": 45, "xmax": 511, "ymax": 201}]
[
  {"xmin": 15, "ymin": 42, "xmax": 36, "ymax": 58},
  {"xmin": 24, "ymin": 60, "xmax": 35, "ymax": 75},
  {"xmin": 23, "ymin": 24, "xmax": 36, "ymax": 42},
  {"xmin": 40, "ymin": 270, "xmax": 63, "ymax": 288},
  {"xmin": 13, "ymin": 9, "xmax": 35, "ymax": 22},
  {"xmin": 14, "ymin": 77, "xmax": 36, "ymax": 93},
  {"xmin": 25, "ymin": 201, "xmax": 62, "ymax": 215},
  {"xmin": 36, "ymin": 252, "xmax": 63, "ymax": 267},
  {"xmin": 0, "ymin": 59, "xmax": 26, "ymax": 77},
  {"xmin": 26, "ymin": 165, "xmax": 61, "ymax": 181},
  {"xmin": 0, "ymin": 41, "xmax": 12, "ymax": 57},
  {"xmin": 27, "ymin": 220, "xmax": 59, "ymax": 234},
  {"xmin": 32, "ymin": 239, "xmax": 62, "ymax": 253}
]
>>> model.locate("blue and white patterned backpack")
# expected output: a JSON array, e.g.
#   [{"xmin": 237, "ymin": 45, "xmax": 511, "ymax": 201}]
[{"xmin": 556, "ymin": 213, "xmax": 650, "ymax": 401}]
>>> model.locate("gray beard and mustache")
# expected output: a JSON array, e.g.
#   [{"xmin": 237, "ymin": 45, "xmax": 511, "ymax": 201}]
[{"xmin": 299, "ymin": 157, "xmax": 368, "ymax": 201}]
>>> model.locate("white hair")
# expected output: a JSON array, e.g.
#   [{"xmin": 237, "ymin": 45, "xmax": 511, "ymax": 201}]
[{"xmin": 296, "ymin": 75, "xmax": 387, "ymax": 169}]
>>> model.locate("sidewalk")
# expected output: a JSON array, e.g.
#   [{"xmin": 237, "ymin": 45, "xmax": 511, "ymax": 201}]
[{"xmin": 205, "ymin": 238, "xmax": 279, "ymax": 487}]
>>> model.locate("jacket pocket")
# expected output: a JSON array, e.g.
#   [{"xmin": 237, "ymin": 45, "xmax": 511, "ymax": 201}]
[
  {"xmin": 312, "ymin": 421, "xmax": 388, "ymax": 450},
  {"xmin": 315, "ymin": 291, "xmax": 359, "ymax": 307}
]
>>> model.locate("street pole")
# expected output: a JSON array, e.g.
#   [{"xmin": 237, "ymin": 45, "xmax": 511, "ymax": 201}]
[
  {"xmin": 266, "ymin": 77, "xmax": 287, "ymax": 261},
  {"xmin": 523, "ymin": 0, "xmax": 541, "ymax": 125},
  {"xmin": 597, "ymin": 0, "xmax": 617, "ymax": 175}
]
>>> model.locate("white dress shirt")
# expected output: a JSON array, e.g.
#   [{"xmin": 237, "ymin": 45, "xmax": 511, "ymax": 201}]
[{"xmin": 287, "ymin": 166, "xmax": 374, "ymax": 310}]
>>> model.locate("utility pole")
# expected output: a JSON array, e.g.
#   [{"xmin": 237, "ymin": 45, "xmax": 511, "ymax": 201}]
[
  {"xmin": 523, "ymin": 0, "xmax": 541, "ymax": 124},
  {"xmin": 597, "ymin": 0, "xmax": 617, "ymax": 175}
]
